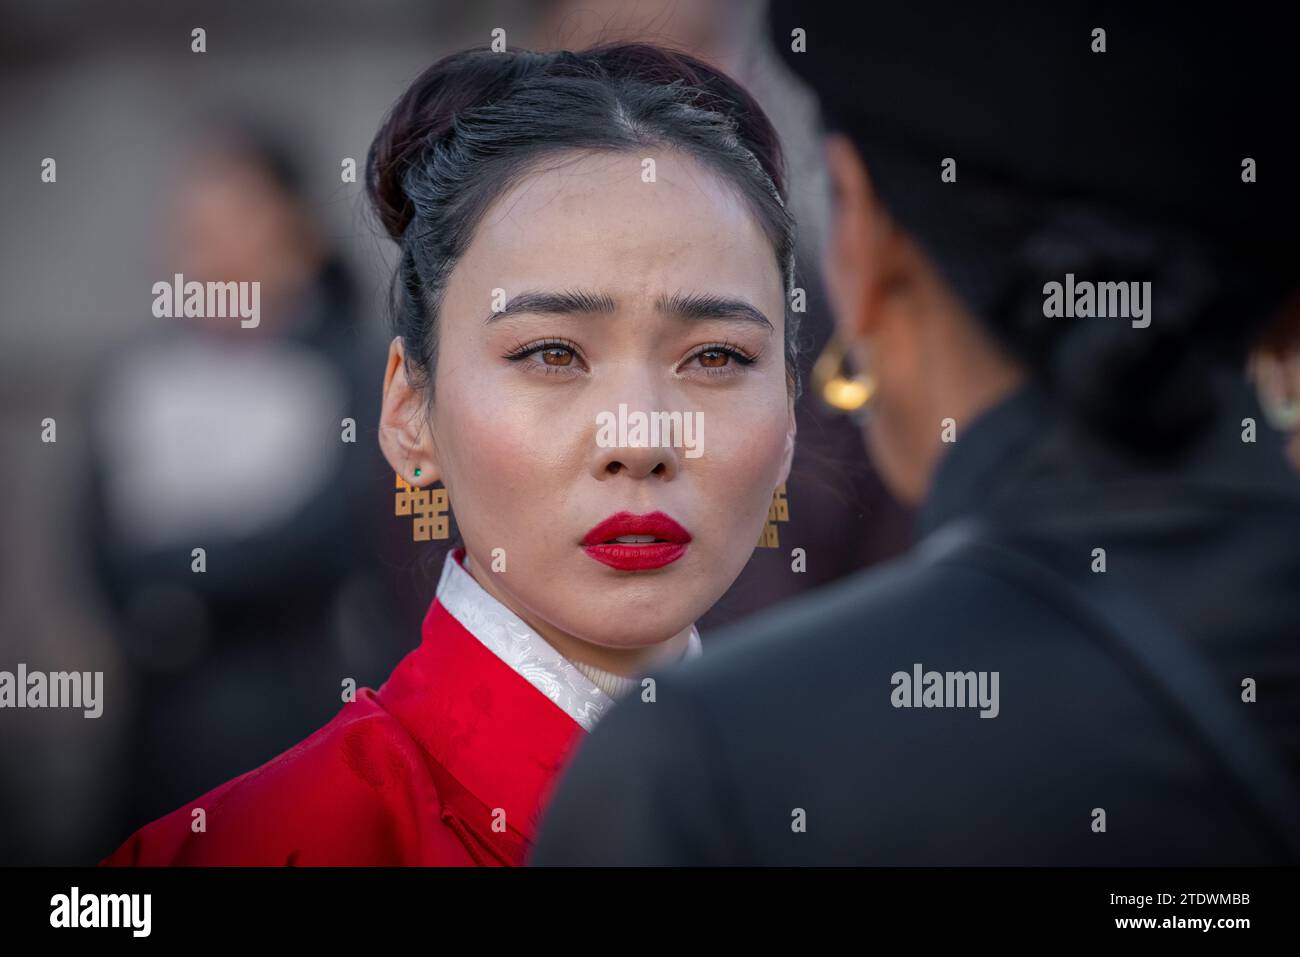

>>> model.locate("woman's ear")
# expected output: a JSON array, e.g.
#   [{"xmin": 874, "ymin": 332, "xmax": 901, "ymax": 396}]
[
  {"xmin": 824, "ymin": 133, "xmax": 915, "ymax": 340},
  {"xmin": 379, "ymin": 336, "xmax": 440, "ymax": 483},
  {"xmin": 822, "ymin": 133, "xmax": 878, "ymax": 342}
]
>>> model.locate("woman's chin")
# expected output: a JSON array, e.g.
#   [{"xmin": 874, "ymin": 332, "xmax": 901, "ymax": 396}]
[{"xmin": 550, "ymin": 587, "xmax": 703, "ymax": 650}]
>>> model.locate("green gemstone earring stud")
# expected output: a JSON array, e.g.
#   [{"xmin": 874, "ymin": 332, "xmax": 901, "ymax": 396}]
[{"xmin": 413, "ymin": 467, "xmax": 422, "ymax": 479}]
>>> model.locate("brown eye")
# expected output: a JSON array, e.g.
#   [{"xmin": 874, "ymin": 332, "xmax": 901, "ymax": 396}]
[
  {"xmin": 541, "ymin": 347, "xmax": 574, "ymax": 366},
  {"xmin": 697, "ymin": 349, "xmax": 730, "ymax": 368}
]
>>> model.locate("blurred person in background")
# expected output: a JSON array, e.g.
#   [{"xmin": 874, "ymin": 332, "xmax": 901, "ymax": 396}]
[
  {"xmin": 1249, "ymin": 304, "xmax": 1300, "ymax": 472},
  {"xmin": 82, "ymin": 118, "xmax": 396, "ymax": 846},
  {"xmin": 533, "ymin": 0, "xmax": 1300, "ymax": 865}
]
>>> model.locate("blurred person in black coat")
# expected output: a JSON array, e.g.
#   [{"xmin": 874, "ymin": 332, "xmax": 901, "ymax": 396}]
[
  {"xmin": 531, "ymin": 1, "xmax": 1300, "ymax": 865},
  {"xmin": 80, "ymin": 120, "xmax": 399, "ymax": 840}
]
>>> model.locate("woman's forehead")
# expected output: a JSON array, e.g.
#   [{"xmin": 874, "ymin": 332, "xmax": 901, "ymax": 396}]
[{"xmin": 451, "ymin": 150, "xmax": 784, "ymax": 307}]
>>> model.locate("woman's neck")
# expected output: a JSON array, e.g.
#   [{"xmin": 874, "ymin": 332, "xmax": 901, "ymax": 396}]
[{"xmin": 462, "ymin": 550, "xmax": 695, "ymax": 678}]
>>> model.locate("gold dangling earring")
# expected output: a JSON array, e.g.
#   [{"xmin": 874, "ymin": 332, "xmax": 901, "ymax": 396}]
[
  {"xmin": 812, "ymin": 333, "xmax": 876, "ymax": 415},
  {"xmin": 395, "ymin": 468, "xmax": 450, "ymax": 541},
  {"xmin": 755, "ymin": 483, "xmax": 790, "ymax": 550}
]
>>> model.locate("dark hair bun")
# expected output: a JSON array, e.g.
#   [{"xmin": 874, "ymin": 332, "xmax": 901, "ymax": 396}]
[
  {"xmin": 366, "ymin": 49, "xmax": 543, "ymax": 240},
  {"xmin": 992, "ymin": 205, "xmax": 1258, "ymax": 458}
]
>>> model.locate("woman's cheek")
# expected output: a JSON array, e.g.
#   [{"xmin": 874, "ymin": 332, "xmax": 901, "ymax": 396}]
[
  {"xmin": 438, "ymin": 397, "xmax": 528, "ymax": 515},
  {"xmin": 700, "ymin": 409, "xmax": 788, "ymax": 530},
  {"xmin": 711, "ymin": 397, "xmax": 788, "ymax": 475}
]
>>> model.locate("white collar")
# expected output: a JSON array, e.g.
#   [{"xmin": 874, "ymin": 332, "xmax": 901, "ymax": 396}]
[{"xmin": 435, "ymin": 548, "xmax": 702, "ymax": 731}]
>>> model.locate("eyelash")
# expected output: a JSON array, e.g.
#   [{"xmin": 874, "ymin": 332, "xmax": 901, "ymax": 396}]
[
  {"xmin": 502, "ymin": 339, "xmax": 760, "ymax": 378},
  {"xmin": 502, "ymin": 338, "xmax": 585, "ymax": 375},
  {"xmin": 685, "ymin": 341, "xmax": 760, "ymax": 378}
]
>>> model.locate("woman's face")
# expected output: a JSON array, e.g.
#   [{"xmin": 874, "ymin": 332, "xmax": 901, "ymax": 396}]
[{"xmin": 387, "ymin": 148, "xmax": 794, "ymax": 651}]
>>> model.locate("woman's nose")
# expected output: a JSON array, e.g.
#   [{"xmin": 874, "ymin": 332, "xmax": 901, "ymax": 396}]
[{"xmin": 588, "ymin": 401, "xmax": 685, "ymax": 481}]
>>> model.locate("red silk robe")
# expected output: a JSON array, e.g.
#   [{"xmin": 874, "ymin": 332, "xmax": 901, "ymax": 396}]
[{"xmin": 100, "ymin": 551, "xmax": 612, "ymax": 866}]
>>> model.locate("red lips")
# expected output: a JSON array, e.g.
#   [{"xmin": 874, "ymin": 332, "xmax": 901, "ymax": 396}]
[{"xmin": 581, "ymin": 511, "xmax": 692, "ymax": 571}]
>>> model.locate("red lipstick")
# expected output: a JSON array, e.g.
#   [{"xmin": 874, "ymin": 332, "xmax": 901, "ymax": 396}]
[{"xmin": 581, "ymin": 511, "xmax": 692, "ymax": 571}]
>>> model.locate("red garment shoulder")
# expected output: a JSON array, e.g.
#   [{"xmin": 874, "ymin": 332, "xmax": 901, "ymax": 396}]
[
  {"xmin": 100, "ymin": 591, "xmax": 589, "ymax": 867},
  {"xmin": 99, "ymin": 688, "xmax": 474, "ymax": 866}
]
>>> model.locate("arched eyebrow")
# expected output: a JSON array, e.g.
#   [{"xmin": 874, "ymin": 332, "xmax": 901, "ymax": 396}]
[
  {"xmin": 483, "ymin": 288, "xmax": 773, "ymax": 331},
  {"xmin": 656, "ymin": 290, "xmax": 774, "ymax": 331},
  {"xmin": 483, "ymin": 288, "xmax": 616, "ymax": 323}
]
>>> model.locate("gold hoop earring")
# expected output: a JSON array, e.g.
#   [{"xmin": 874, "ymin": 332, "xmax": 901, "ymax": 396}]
[
  {"xmin": 395, "ymin": 471, "xmax": 450, "ymax": 541},
  {"xmin": 755, "ymin": 483, "xmax": 790, "ymax": 549},
  {"xmin": 812, "ymin": 334, "xmax": 876, "ymax": 414}
]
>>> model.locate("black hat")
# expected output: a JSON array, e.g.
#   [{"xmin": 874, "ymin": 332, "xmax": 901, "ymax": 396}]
[{"xmin": 765, "ymin": 0, "xmax": 1294, "ymax": 325}]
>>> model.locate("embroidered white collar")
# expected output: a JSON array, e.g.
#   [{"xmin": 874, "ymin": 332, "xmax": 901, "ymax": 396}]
[{"xmin": 435, "ymin": 548, "xmax": 703, "ymax": 731}]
